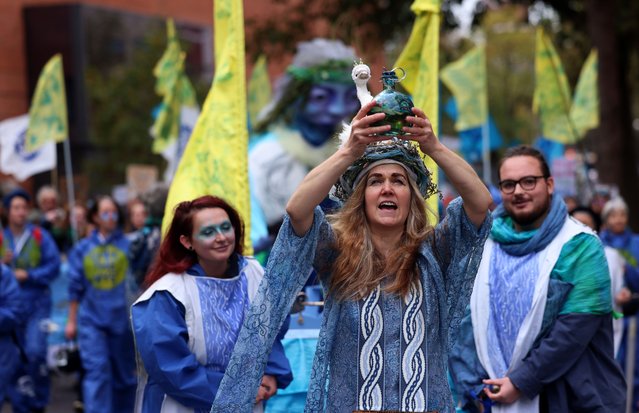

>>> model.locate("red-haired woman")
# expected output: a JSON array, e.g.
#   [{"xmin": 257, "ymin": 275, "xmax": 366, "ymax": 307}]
[{"xmin": 131, "ymin": 195, "xmax": 292, "ymax": 413}]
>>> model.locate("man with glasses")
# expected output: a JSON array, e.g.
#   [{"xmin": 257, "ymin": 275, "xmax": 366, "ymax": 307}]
[{"xmin": 450, "ymin": 145, "xmax": 626, "ymax": 412}]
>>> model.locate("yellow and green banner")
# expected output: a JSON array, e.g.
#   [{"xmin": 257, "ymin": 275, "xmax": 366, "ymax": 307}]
[
  {"xmin": 25, "ymin": 54, "xmax": 68, "ymax": 152},
  {"xmin": 247, "ymin": 54, "xmax": 271, "ymax": 130},
  {"xmin": 570, "ymin": 49, "xmax": 598, "ymax": 139},
  {"xmin": 163, "ymin": 0, "xmax": 252, "ymax": 253},
  {"xmin": 440, "ymin": 45, "xmax": 487, "ymax": 131},
  {"xmin": 533, "ymin": 27, "xmax": 575, "ymax": 144},
  {"xmin": 151, "ymin": 19, "xmax": 198, "ymax": 155},
  {"xmin": 394, "ymin": 0, "xmax": 441, "ymax": 218}
]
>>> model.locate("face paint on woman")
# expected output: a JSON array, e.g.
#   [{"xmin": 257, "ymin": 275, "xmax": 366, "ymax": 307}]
[
  {"xmin": 196, "ymin": 220, "xmax": 234, "ymax": 241},
  {"xmin": 186, "ymin": 208, "xmax": 237, "ymax": 273}
]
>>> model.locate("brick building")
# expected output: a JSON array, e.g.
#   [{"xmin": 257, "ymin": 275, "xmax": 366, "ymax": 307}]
[
  {"xmin": 0, "ymin": 0, "xmax": 381, "ymax": 197},
  {"xmin": 0, "ymin": 0, "xmax": 341, "ymax": 120}
]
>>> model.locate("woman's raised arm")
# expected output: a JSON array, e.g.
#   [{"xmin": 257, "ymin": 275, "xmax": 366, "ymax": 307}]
[
  {"xmin": 286, "ymin": 100, "xmax": 390, "ymax": 236},
  {"xmin": 403, "ymin": 107, "xmax": 492, "ymax": 227}
]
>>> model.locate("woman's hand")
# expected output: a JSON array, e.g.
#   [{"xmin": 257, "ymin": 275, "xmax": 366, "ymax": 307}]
[
  {"xmin": 402, "ymin": 107, "xmax": 440, "ymax": 155},
  {"xmin": 2, "ymin": 249, "xmax": 13, "ymax": 264},
  {"xmin": 342, "ymin": 100, "xmax": 391, "ymax": 159},
  {"xmin": 64, "ymin": 319, "xmax": 77, "ymax": 341},
  {"xmin": 255, "ymin": 375, "xmax": 277, "ymax": 403},
  {"xmin": 14, "ymin": 269, "xmax": 28, "ymax": 283},
  {"xmin": 286, "ymin": 100, "xmax": 390, "ymax": 236}
]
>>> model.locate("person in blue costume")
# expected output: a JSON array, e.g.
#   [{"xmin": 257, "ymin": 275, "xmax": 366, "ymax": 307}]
[
  {"xmin": 65, "ymin": 195, "xmax": 137, "ymax": 413},
  {"xmin": 599, "ymin": 197, "xmax": 639, "ymax": 410},
  {"xmin": 2, "ymin": 188, "xmax": 61, "ymax": 413},
  {"xmin": 0, "ymin": 264, "xmax": 25, "ymax": 403},
  {"xmin": 249, "ymin": 38, "xmax": 360, "ymax": 255},
  {"xmin": 131, "ymin": 195, "xmax": 292, "ymax": 413},
  {"xmin": 600, "ymin": 197, "xmax": 639, "ymax": 293},
  {"xmin": 127, "ymin": 184, "xmax": 168, "ymax": 290},
  {"xmin": 210, "ymin": 100, "xmax": 493, "ymax": 413},
  {"xmin": 449, "ymin": 145, "xmax": 626, "ymax": 413}
]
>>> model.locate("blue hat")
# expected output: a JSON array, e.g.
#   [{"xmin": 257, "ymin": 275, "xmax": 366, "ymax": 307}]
[{"xmin": 3, "ymin": 188, "xmax": 31, "ymax": 209}]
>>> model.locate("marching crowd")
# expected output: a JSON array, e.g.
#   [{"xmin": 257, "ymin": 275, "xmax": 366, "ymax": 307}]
[
  {"xmin": 1, "ymin": 135, "xmax": 638, "ymax": 413},
  {"xmin": 0, "ymin": 37, "xmax": 637, "ymax": 413}
]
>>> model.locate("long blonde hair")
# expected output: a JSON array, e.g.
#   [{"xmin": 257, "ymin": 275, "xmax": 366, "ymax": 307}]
[{"xmin": 328, "ymin": 175, "xmax": 433, "ymax": 300}]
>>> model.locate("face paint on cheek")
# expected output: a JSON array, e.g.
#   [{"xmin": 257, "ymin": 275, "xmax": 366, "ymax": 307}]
[{"xmin": 196, "ymin": 220, "xmax": 234, "ymax": 241}]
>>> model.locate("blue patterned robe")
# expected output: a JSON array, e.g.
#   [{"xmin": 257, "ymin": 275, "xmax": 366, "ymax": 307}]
[{"xmin": 212, "ymin": 198, "xmax": 491, "ymax": 413}]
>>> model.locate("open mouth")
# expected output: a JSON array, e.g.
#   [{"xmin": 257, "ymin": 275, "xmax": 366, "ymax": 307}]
[{"xmin": 378, "ymin": 201, "xmax": 398, "ymax": 210}]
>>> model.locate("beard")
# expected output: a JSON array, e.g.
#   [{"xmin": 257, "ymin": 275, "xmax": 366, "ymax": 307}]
[{"xmin": 506, "ymin": 194, "xmax": 552, "ymax": 227}]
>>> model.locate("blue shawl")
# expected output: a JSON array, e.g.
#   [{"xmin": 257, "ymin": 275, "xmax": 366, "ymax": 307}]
[{"xmin": 491, "ymin": 195, "xmax": 567, "ymax": 256}]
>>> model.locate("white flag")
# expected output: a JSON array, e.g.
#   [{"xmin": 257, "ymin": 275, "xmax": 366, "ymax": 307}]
[{"xmin": 0, "ymin": 114, "xmax": 56, "ymax": 181}]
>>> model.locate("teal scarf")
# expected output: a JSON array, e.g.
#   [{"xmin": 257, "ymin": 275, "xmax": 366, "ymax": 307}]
[{"xmin": 491, "ymin": 195, "xmax": 567, "ymax": 256}]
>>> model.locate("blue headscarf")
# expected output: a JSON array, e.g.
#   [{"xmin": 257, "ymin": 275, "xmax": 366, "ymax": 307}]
[
  {"xmin": 490, "ymin": 194, "xmax": 567, "ymax": 256},
  {"xmin": 3, "ymin": 188, "xmax": 30, "ymax": 209}
]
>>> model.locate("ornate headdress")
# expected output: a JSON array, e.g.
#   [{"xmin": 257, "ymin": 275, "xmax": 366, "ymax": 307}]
[
  {"xmin": 333, "ymin": 135, "xmax": 438, "ymax": 203},
  {"xmin": 332, "ymin": 61, "xmax": 439, "ymax": 203}
]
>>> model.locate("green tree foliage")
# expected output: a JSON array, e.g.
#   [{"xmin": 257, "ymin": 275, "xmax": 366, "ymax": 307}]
[
  {"xmin": 83, "ymin": 16, "xmax": 207, "ymax": 194},
  {"xmin": 485, "ymin": 7, "xmax": 534, "ymax": 145},
  {"xmin": 244, "ymin": 0, "xmax": 416, "ymax": 62},
  {"xmin": 439, "ymin": 5, "xmax": 537, "ymax": 145},
  {"xmin": 84, "ymin": 19, "xmax": 166, "ymax": 193},
  {"xmin": 541, "ymin": 0, "xmax": 639, "ymax": 228},
  {"xmin": 85, "ymin": 63, "xmax": 161, "ymax": 193}
]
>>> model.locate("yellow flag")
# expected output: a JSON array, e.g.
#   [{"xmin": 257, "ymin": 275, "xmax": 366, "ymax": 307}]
[
  {"xmin": 247, "ymin": 55, "xmax": 271, "ymax": 130},
  {"xmin": 440, "ymin": 45, "xmax": 487, "ymax": 131},
  {"xmin": 533, "ymin": 27, "xmax": 576, "ymax": 144},
  {"xmin": 25, "ymin": 54, "xmax": 68, "ymax": 152},
  {"xmin": 394, "ymin": 0, "xmax": 441, "ymax": 218},
  {"xmin": 163, "ymin": 0, "xmax": 252, "ymax": 253},
  {"xmin": 151, "ymin": 19, "xmax": 198, "ymax": 154},
  {"xmin": 570, "ymin": 49, "xmax": 598, "ymax": 138}
]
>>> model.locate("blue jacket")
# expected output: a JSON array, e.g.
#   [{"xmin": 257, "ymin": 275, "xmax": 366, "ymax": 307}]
[
  {"xmin": 132, "ymin": 258, "xmax": 293, "ymax": 412},
  {"xmin": 1, "ymin": 224, "xmax": 60, "ymax": 302},
  {"xmin": 68, "ymin": 230, "xmax": 131, "ymax": 333},
  {"xmin": 0, "ymin": 264, "xmax": 24, "ymax": 398},
  {"xmin": 600, "ymin": 228, "xmax": 639, "ymax": 292},
  {"xmin": 450, "ymin": 232, "xmax": 625, "ymax": 412}
]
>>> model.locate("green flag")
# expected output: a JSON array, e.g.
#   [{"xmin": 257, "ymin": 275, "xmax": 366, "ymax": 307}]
[
  {"xmin": 247, "ymin": 54, "xmax": 271, "ymax": 130},
  {"xmin": 533, "ymin": 27, "xmax": 576, "ymax": 144},
  {"xmin": 25, "ymin": 54, "xmax": 68, "ymax": 152},
  {"xmin": 570, "ymin": 49, "xmax": 598, "ymax": 138},
  {"xmin": 151, "ymin": 19, "xmax": 197, "ymax": 154},
  {"xmin": 440, "ymin": 45, "xmax": 487, "ymax": 131}
]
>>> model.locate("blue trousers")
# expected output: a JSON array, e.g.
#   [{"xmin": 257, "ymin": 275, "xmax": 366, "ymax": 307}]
[
  {"xmin": 7, "ymin": 297, "xmax": 50, "ymax": 412},
  {"xmin": 0, "ymin": 336, "xmax": 20, "ymax": 402},
  {"xmin": 78, "ymin": 322, "xmax": 136, "ymax": 413}
]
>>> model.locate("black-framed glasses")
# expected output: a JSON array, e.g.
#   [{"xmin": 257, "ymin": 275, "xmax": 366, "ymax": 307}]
[{"xmin": 498, "ymin": 175, "xmax": 547, "ymax": 194}]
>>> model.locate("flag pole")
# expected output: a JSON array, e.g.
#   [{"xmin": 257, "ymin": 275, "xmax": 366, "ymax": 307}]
[
  {"xmin": 481, "ymin": 120, "xmax": 491, "ymax": 184},
  {"xmin": 62, "ymin": 138, "xmax": 77, "ymax": 244},
  {"xmin": 480, "ymin": 44, "xmax": 491, "ymax": 184},
  {"xmin": 50, "ymin": 165, "xmax": 58, "ymax": 192}
]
